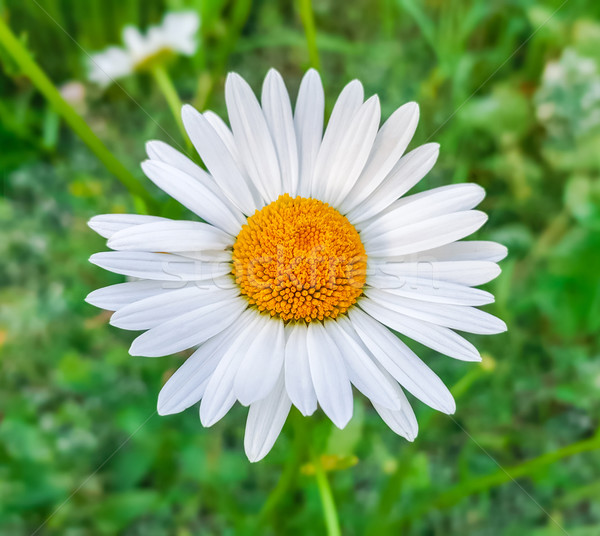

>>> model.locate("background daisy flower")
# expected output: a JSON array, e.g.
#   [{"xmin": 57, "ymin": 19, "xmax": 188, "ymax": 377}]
[
  {"xmin": 86, "ymin": 69, "xmax": 507, "ymax": 462},
  {"xmin": 88, "ymin": 11, "xmax": 200, "ymax": 88}
]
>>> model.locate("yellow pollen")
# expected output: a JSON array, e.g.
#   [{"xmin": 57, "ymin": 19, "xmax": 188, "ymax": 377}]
[{"xmin": 232, "ymin": 194, "xmax": 367, "ymax": 323}]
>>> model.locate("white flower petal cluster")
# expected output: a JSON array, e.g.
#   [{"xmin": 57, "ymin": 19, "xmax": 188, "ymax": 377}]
[
  {"xmin": 87, "ymin": 70, "xmax": 507, "ymax": 462},
  {"xmin": 89, "ymin": 11, "xmax": 200, "ymax": 88},
  {"xmin": 536, "ymin": 48, "xmax": 600, "ymax": 136}
]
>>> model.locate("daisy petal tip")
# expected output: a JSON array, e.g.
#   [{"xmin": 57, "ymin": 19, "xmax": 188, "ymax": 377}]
[
  {"xmin": 367, "ymin": 93, "xmax": 380, "ymax": 105},
  {"xmin": 406, "ymin": 100, "xmax": 419, "ymax": 114},
  {"xmin": 87, "ymin": 218, "xmax": 109, "ymax": 237},
  {"xmin": 226, "ymin": 71, "xmax": 244, "ymax": 86},
  {"xmin": 128, "ymin": 338, "xmax": 156, "ymax": 358},
  {"xmin": 156, "ymin": 402, "xmax": 171, "ymax": 417},
  {"xmin": 144, "ymin": 140, "xmax": 161, "ymax": 158},
  {"xmin": 331, "ymin": 411, "xmax": 353, "ymax": 430},
  {"xmin": 244, "ymin": 445, "xmax": 267, "ymax": 463},
  {"xmin": 199, "ymin": 403, "xmax": 220, "ymax": 428},
  {"xmin": 181, "ymin": 103, "xmax": 199, "ymax": 120},
  {"xmin": 84, "ymin": 289, "xmax": 102, "ymax": 307},
  {"xmin": 140, "ymin": 158, "xmax": 154, "ymax": 175},
  {"xmin": 265, "ymin": 67, "xmax": 282, "ymax": 79},
  {"xmin": 105, "ymin": 236, "xmax": 118, "ymax": 250},
  {"xmin": 88, "ymin": 253, "xmax": 102, "ymax": 266},
  {"xmin": 296, "ymin": 403, "xmax": 317, "ymax": 417},
  {"xmin": 157, "ymin": 393, "xmax": 181, "ymax": 416},
  {"xmin": 347, "ymin": 79, "xmax": 364, "ymax": 93},
  {"xmin": 441, "ymin": 397, "xmax": 457, "ymax": 415},
  {"xmin": 199, "ymin": 413, "xmax": 217, "ymax": 428}
]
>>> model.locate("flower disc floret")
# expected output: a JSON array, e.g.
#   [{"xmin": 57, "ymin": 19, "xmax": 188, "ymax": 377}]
[{"xmin": 232, "ymin": 194, "xmax": 367, "ymax": 322}]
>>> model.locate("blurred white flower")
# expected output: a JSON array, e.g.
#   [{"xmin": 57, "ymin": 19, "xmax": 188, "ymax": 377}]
[
  {"xmin": 536, "ymin": 48, "xmax": 600, "ymax": 137},
  {"xmin": 88, "ymin": 11, "xmax": 200, "ymax": 88}
]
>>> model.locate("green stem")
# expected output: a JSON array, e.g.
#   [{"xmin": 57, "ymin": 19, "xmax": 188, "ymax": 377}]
[
  {"xmin": 313, "ymin": 451, "xmax": 341, "ymax": 536},
  {"xmin": 256, "ymin": 412, "xmax": 306, "ymax": 527},
  {"xmin": 393, "ymin": 430, "xmax": 600, "ymax": 526},
  {"xmin": 514, "ymin": 208, "xmax": 571, "ymax": 283},
  {"xmin": 0, "ymin": 16, "xmax": 155, "ymax": 210},
  {"xmin": 298, "ymin": 0, "xmax": 321, "ymax": 70},
  {"xmin": 368, "ymin": 363, "xmax": 494, "ymax": 535},
  {"xmin": 150, "ymin": 65, "xmax": 191, "ymax": 150},
  {"xmin": 530, "ymin": 208, "xmax": 571, "ymax": 261}
]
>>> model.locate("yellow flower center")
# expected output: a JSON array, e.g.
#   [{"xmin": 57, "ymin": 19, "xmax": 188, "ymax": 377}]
[{"xmin": 232, "ymin": 194, "xmax": 367, "ymax": 322}]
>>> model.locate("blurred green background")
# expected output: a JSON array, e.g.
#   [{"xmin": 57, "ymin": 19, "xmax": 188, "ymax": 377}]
[{"xmin": 1, "ymin": 0, "xmax": 600, "ymax": 534}]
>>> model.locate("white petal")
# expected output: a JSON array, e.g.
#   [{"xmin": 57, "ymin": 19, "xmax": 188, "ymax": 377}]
[
  {"xmin": 367, "ymin": 259, "xmax": 501, "ymax": 287},
  {"xmin": 88, "ymin": 46, "xmax": 133, "ymax": 87},
  {"xmin": 225, "ymin": 73, "xmax": 282, "ymax": 202},
  {"xmin": 181, "ymin": 104, "xmax": 260, "ymax": 214},
  {"xmin": 244, "ymin": 371, "xmax": 291, "ymax": 462},
  {"xmin": 107, "ymin": 220, "xmax": 232, "ymax": 252},
  {"xmin": 373, "ymin": 378, "xmax": 418, "ymax": 441},
  {"xmin": 364, "ymin": 210, "xmax": 488, "ymax": 257},
  {"xmin": 284, "ymin": 323, "xmax": 317, "ymax": 416},
  {"xmin": 329, "ymin": 317, "xmax": 402, "ymax": 410},
  {"xmin": 88, "ymin": 214, "xmax": 168, "ymax": 239},
  {"xmin": 346, "ymin": 143, "xmax": 439, "ymax": 223},
  {"xmin": 366, "ymin": 288, "xmax": 507, "ymax": 334},
  {"xmin": 145, "ymin": 140, "xmax": 244, "ymax": 231},
  {"xmin": 146, "ymin": 140, "xmax": 208, "ymax": 183},
  {"xmin": 200, "ymin": 310, "xmax": 262, "ymax": 426},
  {"xmin": 340, "ymin": 102, "xmax": 420, "ymax": 213},
  {"xmin": 348, "ymin": 307, "xmax": 455, "ymax": 414},
  {"xmin": 168, "ymin": 249, "xmax": 232, "ymax": 263},
  {"xmin": 295, "ymin": 69, "xmax": 324, "ymax": 197},
  {"xmin": 262, "ymin": 68, "xmax": 299, "ymax": 194},
  {"xmin": 160, "ymin": 12, "xmax": 200, "ymax": 55},
  {"xmin": 310, "ymin": 79, "xmax": 364, "ymax": 199},
  {"xmin": 89, "ymin": 252, "xmax": 230, "ymax": 281},
  {"xmin": 234, "ymin": 315, "xmax": 285, "ymax": 406},
  {"xmin": 86, "ymin": 280, "xmax": 186, "ymax": 311},
  {"xmin": 157, "ymin": 323, "xmax": 239, "ymax": 415},
  {"xmin": 307, "ymin": 322, "xmax": 353, "ymax": 428},
  {"xmin": 203, "ymin": 111, "xmax": 243, "ymax": 169},
  {"xmin": 141, "ymin": 159, "xmax": 245, "ymax": 235},
  {"xmin": 129, "ymin": 296, "xmax": 246, "ymax": 357},
  {"xmin": 366, "ymin": 277, "xmax": 494, "ymax": 306},
  {"xmin": 387, "ymin": 241, "xmax": 508, "ymax": 263},
  {"xmin": 359, "ymin": 298, "xmax": 481, "ymax": 361},
  {"xmin": 110, "ymin": 285, "xmax": 238, "ymax": 330},
  {"xmin": 359, "ymin": 183, "xmax": 486, "ymax": 240},
  {"xmin": 321, "ymin": 95, "xmax": 381, "ymax": 206}
]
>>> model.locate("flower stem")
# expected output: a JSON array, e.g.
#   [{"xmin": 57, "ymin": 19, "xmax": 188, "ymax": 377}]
[
  {"xmin": 297, "ymin": 0, "xmax": 321, "ymax": 70},
  {"xmin": 256, "ymin": 411, "xmax": 306, "ymax": 526},
  {"xmin": 312, "ymin": 451, "xmax": 341, "ymax": 536},
  {"xmin": 150, "ymin": 64, "xmax": 191, "ymax": 150},
  {"xmin": 393, "ymin": 429, "xmax": 600, "ymax": 526},
  {"xmin": 0, "ymin": 16, "xmax": 156, "ymax": 210}
]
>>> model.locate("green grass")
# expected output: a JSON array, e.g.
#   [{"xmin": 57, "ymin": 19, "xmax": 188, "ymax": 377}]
[{"xmin": 1, "ymin": 0, "xmax": 600, "ymax": 534}]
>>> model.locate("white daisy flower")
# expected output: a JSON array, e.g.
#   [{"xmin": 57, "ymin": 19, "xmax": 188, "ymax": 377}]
[
  {"xmin": 88, "ymin": 11, "xmax": 200, "ymax": 88},
  {"xmin": 87, "ymin": 69, "xmax": 507, "ymax": 462}
]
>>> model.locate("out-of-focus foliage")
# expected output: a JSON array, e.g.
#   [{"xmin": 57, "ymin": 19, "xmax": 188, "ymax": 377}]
[{"xmin": 1, "ymin": 0, "xmax": 600, "ymax": 534}]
